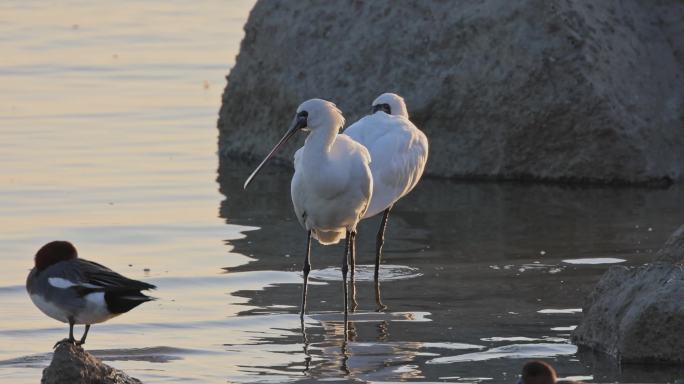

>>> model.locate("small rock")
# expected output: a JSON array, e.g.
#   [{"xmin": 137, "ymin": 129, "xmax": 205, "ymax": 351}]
[{"xmin": 42, "ymin": 342, "xmax": 141, "ymax": 384}]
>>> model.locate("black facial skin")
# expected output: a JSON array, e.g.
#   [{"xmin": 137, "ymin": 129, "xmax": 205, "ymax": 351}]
[
  {"xmin": 297, "ymin": 110, "xmax": 308, "ymax": 129},
  {"xmin": 372, "ymin": 103, "xmax": 391, "ymax": 114}
]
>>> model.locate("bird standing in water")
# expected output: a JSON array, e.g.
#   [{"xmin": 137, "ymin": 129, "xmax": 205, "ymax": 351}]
[
  {"xmin": 344, "ymin": 93, "xmax": 428, "ymax": 310},
  {"xmin": 244, "ymin": 99, "xmax": 372, "ymax": 323},
  {"xmin": 26, "ymin": 241, "xmax": 156, "ymax": 346}
]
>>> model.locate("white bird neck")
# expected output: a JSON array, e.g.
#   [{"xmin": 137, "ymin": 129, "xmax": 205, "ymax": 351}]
[
  {"xmin": 395, "ymin": 105, "xmax": 409, "ymax": 119},
  {"xmin": 303, "ymin": 122, "xmax": 338, "ymax": 158}
]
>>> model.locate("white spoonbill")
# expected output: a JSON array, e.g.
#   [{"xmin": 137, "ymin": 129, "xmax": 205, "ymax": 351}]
[
  {"xmin": 244, "ymin": 99, "xmax": 373, "ymax": 320},
  {"xmin": 344, "ymin": 93, "xmax": 428, "ymax": 309}
]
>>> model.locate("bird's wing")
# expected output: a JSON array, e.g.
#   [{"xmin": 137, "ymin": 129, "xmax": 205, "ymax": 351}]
[
  {"xmin": 291, "ymin": 166, "xmax": 307, "ymax": 228},
  {"xmin": 394, "ymin": 121, "xmax": 428, "ymax": 194},
  {"xmin": 357, "ymin": 143, "xmax": 373, "ymax": 219},
  {"xmin": 344, "ymin": 114, "xmax": 389, "ymax": 149},
  {"xmin": 291, "ymin": 145, "xmax": 307, "ymax": 228},
  {"xmin": 293, "ymin": 146, "xmax": 304, "ymax": 171},
  {"xmin": 364, "ymin": 117, "xmax": 428, "ymax": 217},
  {"xmin": 331, "ymin": 135, "xmax": 373, "ymax": 219},
  {"xmin": 50, "ymin": 259, "xmax": 156, "ymax": 294},
  {"xmin": 343, "ymin": 115, "xmax": 373, "ymax": 144}
]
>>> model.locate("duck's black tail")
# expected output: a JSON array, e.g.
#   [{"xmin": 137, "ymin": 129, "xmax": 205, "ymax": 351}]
[{"xmin": 105, "ymin": 288, "xmax": 156, "ymax": 314}]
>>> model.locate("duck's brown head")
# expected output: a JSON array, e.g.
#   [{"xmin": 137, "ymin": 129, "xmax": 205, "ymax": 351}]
[{"xmin": 34, "ymin": 241, "xmax": 78, "ymax": 271}]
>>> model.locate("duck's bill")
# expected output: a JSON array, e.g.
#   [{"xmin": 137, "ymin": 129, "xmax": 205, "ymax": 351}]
[{"xmin": 243, "ymin": 117, "xmax": 304, "ymax": 189}]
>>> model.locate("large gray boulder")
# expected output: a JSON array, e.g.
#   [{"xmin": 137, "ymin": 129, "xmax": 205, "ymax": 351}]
[
  {"xmin": 657, "ymin": 224, "xmax": 684, "ymax": 264},
  {"xmin": 571, "ymin": 225, "xmax": 684, "ymax": 363},
  {"xmin": 42, "ymin": 343, "xmax": 141, "ymax": 384},
  {"xmin": 218, "ymin": 0, "xmax": 684, "ymax": 184}
]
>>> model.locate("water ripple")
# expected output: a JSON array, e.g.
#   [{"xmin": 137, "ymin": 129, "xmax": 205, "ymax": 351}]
[
  {"xmin": 310, "ymin": 264, "xmax": 421, "ymax": 282},
  {"xmin": 427, "ymin": 343, "xmax": 578, "ymax": 364}
]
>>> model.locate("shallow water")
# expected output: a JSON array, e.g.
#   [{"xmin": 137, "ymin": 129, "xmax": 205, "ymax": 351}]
[{"xmin": 1, "ymin": 1, "xmax": 684, "ymax": 383}]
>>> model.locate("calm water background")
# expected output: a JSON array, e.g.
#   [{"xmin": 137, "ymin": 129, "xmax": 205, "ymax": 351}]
[{"xmin": 1, "ymin": 1, "xmax": 684, "ymax": 383}]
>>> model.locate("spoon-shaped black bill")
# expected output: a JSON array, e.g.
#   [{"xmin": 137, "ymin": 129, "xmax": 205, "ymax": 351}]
[{"xmin": 243, "ymin": 116, "xmax": 306, "ymax": 189}]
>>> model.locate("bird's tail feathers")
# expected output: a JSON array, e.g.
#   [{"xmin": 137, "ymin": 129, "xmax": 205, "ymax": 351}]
[
  {"xmin": 313, "ymin": 229, "xmax": 345, "ymax": 245},
  {"xmin": 105, "ymin": 290, "xmax": 155, "ymax": 314}
]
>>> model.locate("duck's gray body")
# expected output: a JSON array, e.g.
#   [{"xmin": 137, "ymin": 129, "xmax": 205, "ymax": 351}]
[{"xmin": 27, "ymin": 258, "xmax": 155, "ymax": 325}]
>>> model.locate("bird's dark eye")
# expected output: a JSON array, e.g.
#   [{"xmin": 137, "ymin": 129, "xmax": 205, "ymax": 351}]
[
  {"xmin": 372, "ymin": 103, "xmax": 391, "ymax": 114},
  {"xmin": 297, "ymin": 111, "xmax": 308, "ymax": 118}
]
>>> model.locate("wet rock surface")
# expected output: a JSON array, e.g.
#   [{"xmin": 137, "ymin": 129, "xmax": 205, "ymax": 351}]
[
  {"xmin": 218, "ymin": 0, "xmax": 684, "ymax": 184},
  {"xmin": 572, "ymin": 225, "xmax": 684, "ymax": 363},
  {"xmin": 657, "ymin": 224, "xmax": 684, "ymax": 264},
  {"xmin": 42, "ymin": 342, "xmax": 141, "ymax": 384}
]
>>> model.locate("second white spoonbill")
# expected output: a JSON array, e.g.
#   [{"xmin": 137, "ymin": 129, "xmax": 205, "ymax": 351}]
[
  {"xmin": 244, "ymin": 98, "xmax": 373, "ymax": 320},
  {"xmin": 344, "ymin": 93, "xmax": 428, "ymax": 309}
]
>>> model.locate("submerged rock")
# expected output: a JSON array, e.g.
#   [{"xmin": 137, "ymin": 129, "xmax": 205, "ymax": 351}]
[
  {"xmin": 42, "ymin": 342, "xmax": 141, "ymax": 384},
  {"xmin": 218, "ymin": 0, "xmax": 684, "ymax": 184},
  {"xmin": 572, "ymin": 225, "xmax": 684, "ymax": 363}
]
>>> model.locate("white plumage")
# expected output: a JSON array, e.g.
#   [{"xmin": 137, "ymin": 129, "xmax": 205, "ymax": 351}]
[
  {"xmin": 244, "ymin": 98, "xmax": 373, "ymax": 319},
  {"xmin": 343, "ymin": 93, "xmax": 428, "ymax": 310},
  {"xmin": 41, "ymin": 277, "xmax": 114, "ymax": 324},
  {"xmin": 345, "ymin": 93, "xmax": 428, "ymax": 218},
  {"xmin": 79, "ymin": 292, "xmax": 117, "ymax": 324},
  {"xmin": 30, "ymin": 294, "xmax": 70, "ymax": 323},
  {"xmin": 30, "ymin": 290, "xmax": 116, "ymax": 325},
  {"xmin": 292, "ymin": 124, "xmax": 372, "ymax": 244}
]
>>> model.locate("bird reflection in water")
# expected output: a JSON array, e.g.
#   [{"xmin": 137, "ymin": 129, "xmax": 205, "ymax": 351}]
[{"xmin": 300, "ymin": 312, "xmax": 426, "ymax": 381}]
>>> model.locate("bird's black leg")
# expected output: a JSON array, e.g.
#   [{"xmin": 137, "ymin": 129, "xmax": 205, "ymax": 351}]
[
  {"xmin": 349, "ymin": 231, "xmax": 358, "ymax": 312},
  {"xmin": 350, "ymin": 231, "xmax": 356, "ymax": 277},
  {"xmin": 374, "ymin": 205, "xmax": 393, "ymax": 281},
  {"xmin": 78, "ymin": 324, "xmax": 91, "ymax": 345},
  {"xmin": 342, "ymin": 231, "xmax": 350, "ymax": 328},
  {"xmin": 375, "ymin": 280, "xmax": 387, "ymax": 312},
  {"xmin": 68, "ymin": 320, "xmax": 75, "ymax": 342},
  {"xmin": 375, "ymin": 205, "xmax": 392, "ymax": 311},
  {"xmin": 300, "ymin": 230, "xmax": 312, "ymax": 321}
]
